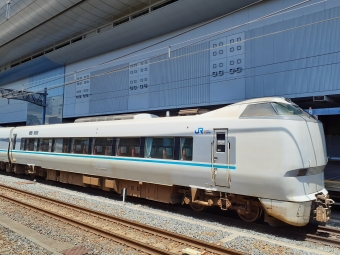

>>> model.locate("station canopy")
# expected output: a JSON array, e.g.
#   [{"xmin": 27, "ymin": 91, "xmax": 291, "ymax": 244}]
[{"xmin": 0, "ymin": 0, "xmax": 261, "ymax": 85}]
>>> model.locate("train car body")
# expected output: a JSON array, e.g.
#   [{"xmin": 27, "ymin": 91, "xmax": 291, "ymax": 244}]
[
  {"xmin": 0, "ymin": 97, "xmax": 333, "ymax": 226},
  {"xmin": 0, "ymin": 127, "xmax": 13, "ymax": 171}
]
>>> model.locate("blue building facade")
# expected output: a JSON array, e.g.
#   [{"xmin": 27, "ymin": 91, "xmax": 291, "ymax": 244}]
[{"xmin": 0, "ymin": 0, "xmax": 340, "ymax": 130}]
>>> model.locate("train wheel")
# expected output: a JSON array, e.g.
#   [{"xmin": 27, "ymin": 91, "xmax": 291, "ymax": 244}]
[
  {"xmin": 190, "ymin": 203, "xmax": 207, "ymax": 212},
  {"xmin": 238, "ymin": 205, "xmax": 262, "ymax": 222}
]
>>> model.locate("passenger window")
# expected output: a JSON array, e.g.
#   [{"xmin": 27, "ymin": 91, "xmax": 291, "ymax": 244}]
[
  {"xmin": 145, "ymin": 137, "xmax": 174, "ymax": 159},
  {"xmin": 39, "ymin": 138, "xmax": 52, "ymax": 152},
  {"xmin": 72, "ymin": 138, "xmax": 89, "ymax": 154},
  {"xmin": 26, "ymin": 138, "xmax": 37, "ymax": 151},
  {"xmin": 63, "ymin": 138, "xmax": 70, "ymax": 153},
  {"xmin": 116, "ymin": 138, "xmax": 140, "ymax": 157},
  {"xmin": 53, "ymin": 138, "xmax": 63, "ymax": 153},
  {"xmin": 93, "ymin": 138, "xmax": 113, "ymax": 155},
  {"xmin": 53, "ymin": 138, "xmax": 70, "ymax": 153},
  {"xmin": 180, "ymin": 137, "xmax": 193, "ymax": 161},
  {"xmin": 20, "ymin": 138, "xmax": 26, "ymax": 150}
]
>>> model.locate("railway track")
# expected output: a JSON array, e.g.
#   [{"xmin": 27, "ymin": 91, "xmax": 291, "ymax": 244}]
[
  {"xmin": 305, "ymin": 225, "xmax": 340, "ymax": 248},
  {"xmin": 0, "ymin": 183, "xmax": 244, "ymax": 255},
  {"xmin": 189, "ymin": 205, "xmax": 340, "ymax": 250}
]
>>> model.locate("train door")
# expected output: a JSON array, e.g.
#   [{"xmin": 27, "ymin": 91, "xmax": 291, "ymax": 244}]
[{"xmin": 212, "ymin": 129, "xmax": 230, "ymax": 188}]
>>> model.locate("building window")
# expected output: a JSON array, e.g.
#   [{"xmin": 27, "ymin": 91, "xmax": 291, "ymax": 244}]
[
  {"xmin": 93, "ymin": 138, "xmax": 114, "ymax": 156},
  {"xmin": 145, "ymin": 138, "xmax": 174, "ymax": 159},
  {"xmin": 116, "ymin": 138, "xmax": 140, "ymax": 157}
]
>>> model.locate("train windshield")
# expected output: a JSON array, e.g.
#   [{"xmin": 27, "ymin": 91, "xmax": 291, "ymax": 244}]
[
  {"xmin": 272, "ymin": 103, "xmax": 304, "ymax": 115},
  {"xmin": 240, "ymin": 102, "xmax": 317, "ymax": 120},
  {"xmin": 272, "ymin": 102, "xmax": 317, "ymax": 119}
]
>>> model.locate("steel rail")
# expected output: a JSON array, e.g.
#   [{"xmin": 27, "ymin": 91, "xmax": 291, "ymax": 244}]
[
  {"xmin": 303, "ymin": 225, "xmax": 340, "ymax": 248},
  {"xmin": 0, "ymin": 192, "xmax": 170, "ymax": 255},
  {"xmin": 191, "ymin": 204, "xmax": 340, "ymax": 250},
  {"xmin": 0, "ymin": 183, "xmax": 244, "ymax": 255},
  {"xmin": 305, "ymin": 233, "xmax": 340, "ymax": 249},
  {"xmin": 317, "ymin": 225, "xmax": 340, "ymax": 235}
]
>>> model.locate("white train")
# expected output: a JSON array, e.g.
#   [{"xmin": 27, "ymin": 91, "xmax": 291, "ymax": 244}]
[{"xmin": 0, "ymin": 97, "xmax": 334, "ymax": 226}]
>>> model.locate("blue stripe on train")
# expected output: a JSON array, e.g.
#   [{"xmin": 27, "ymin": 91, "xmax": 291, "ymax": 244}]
[{"xmin": 0, "ymin": 149, "xmax": 236, "ymax": 170}]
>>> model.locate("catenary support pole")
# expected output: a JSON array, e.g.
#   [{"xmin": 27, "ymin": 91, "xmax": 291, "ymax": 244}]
[{"xmin": 42, "ymin": 88, "xmax": 47, "ymax": 125}]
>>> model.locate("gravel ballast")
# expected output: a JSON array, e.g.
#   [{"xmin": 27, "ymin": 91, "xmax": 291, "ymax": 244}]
[
  {"xmin": 0, "ymin": 224, "xmax": 54, "ymax": 255},
  {"xmin": 0, "ymin": 174, "xmax": 339, "ymax": 255}
]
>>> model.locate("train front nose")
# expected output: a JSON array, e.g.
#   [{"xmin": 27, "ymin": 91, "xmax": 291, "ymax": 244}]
[
  {"xmin": 305, "ymin": 120, "xmax": 327, "ymax": 167},
  {"xmin": 300, "ymin": 117, "xmax": 328, "ymax": 193},
  {"xmin": 302, "ymin": 117, "xmax": 334, "ymax": 223}
]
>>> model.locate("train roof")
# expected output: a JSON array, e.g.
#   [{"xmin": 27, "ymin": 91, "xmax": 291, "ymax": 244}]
[
  {"xmin": 9, "ymin": 97, "xmax": 294, "ymax": 134},
  {"xmin": 232, "ymin": 97, "xmax": 289, "ymax": 105}
]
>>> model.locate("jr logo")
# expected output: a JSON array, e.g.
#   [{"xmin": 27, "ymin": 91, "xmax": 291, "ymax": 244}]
[{"xmin": 194, "ymin": 128, "xmax": 204, "ymax": 134}]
